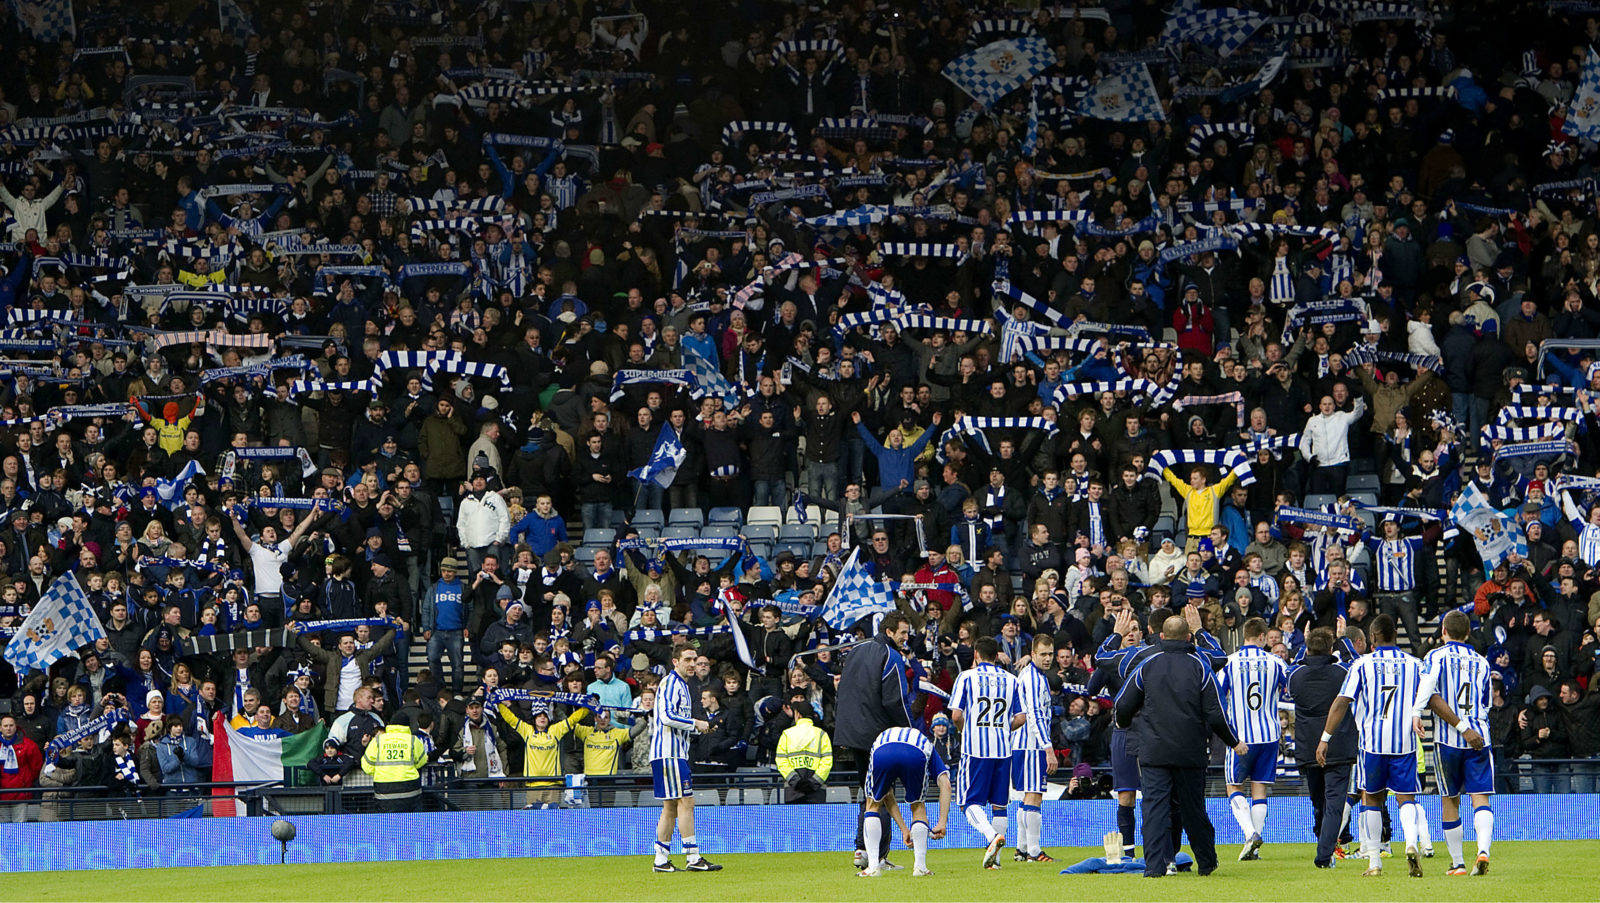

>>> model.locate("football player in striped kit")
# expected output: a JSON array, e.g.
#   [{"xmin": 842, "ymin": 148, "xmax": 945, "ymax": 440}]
[
  {"xmin": 1317, "ymin": 614, "xmax": 1424, "ymax": 878},
  {"xmin": 948, "ymin": 636, "xmax": 1026, "ymax": 869},
  {"xmin": 1411, "ymin": 611, "xmax": 1496, "ymax": 876},
  {"xmin": 1011, "ymin": 634, "xmax": 1058, "ymax": 863},
  {"xmin": 650, "ymin": 645, "xmax": 721, "ymax": 873},
  {"xmin": 858, "ymin": 726, "xmax": 952, "ymax": 878},
  {"xmin": 1218, "ymin": 617, "xmax": 1288, "ymax": 861}
]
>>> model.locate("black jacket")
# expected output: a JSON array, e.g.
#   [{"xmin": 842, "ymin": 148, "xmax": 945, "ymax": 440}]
[
  {"xmin": 1114, "ymin": 638, "xmax": 1239, "ymax": 768},
  {"xmin": 832, "ymin": 633, "xmax": 912, "ymax": 750},
  {"xmin": 1288, "ymin": 654, "xmax": 1358, "ymax": 766}
]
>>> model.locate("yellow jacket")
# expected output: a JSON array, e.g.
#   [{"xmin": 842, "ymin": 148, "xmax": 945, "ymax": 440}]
[
  {"xmin": 498, "ymin": 703, "xmax": 581, "ymax": 786},
  {"xmin": 775, "ymin": 717, "xmax": 833, "ymax": 780},
  {"xmin": 1162, "ymin": 469, "xmax": 1238, "ymax": 538},
  {"xmin": 360, "ymin": 725, "xmax": 428, "ymax": 797},
  {"xmin": 572, "ymin": 717, "xmax": 636, "ymax": 776}
]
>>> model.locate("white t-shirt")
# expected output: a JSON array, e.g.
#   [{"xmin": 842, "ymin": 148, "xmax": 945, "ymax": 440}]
[{"xmin": 248, "ymin": 539, "xmax": 291, "ymax": 596}]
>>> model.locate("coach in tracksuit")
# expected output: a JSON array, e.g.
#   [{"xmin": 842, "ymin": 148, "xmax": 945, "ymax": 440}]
[
  {"xmin": 1115, "ymin": 614, "xmax": 1246, "ymax": 878},
  {"xmin": 835, "ymin": 613, "xmax": 914, "ymax": 869},
  {"xmin": 1289, "ymin": 626, "xmax": 1359, "ymax": 868}
]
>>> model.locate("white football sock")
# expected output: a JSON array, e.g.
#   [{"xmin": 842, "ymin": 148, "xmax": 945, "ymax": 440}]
[
  {"xmin": 1250, "ymin": 799, "xmax": 1267, "ymax": 836},
  {"xmin": 1363, "ymin": 808, "xmax": 1384, "ymax": 866},
  {"xmin": 911, "ymin": 821, "xmax": 929, "ymax": 871},
  {"xmin": 1399, "ymin": 801, "xmax": 1419, "ymax": 850},
  {"xmin": 1025, "ymin": 806, "xmax": 1043, "ymax": 855},
  {"xmin": 991, "ymin": 810, "xmax": 1008, "ymax": 845},
  {"xmin": 1474, "ymin": 807, "xmax": 1493, "ymax": 857},
  {"xmin": 1229, "ymin": 792, "xmax": 1254, "ymax": 837},
  {"xmin": 654, "ymin": 840, "xmax": 671, "ymax": 866},
  {"xmin": 965, "ymin": 804, "xmax": 996, "ymax": 842},
  {"xmin": 863, "ymin": 814, "xmax": 883, "ymax": 870},
  {"xmin": 682, "ymin": 835, "xmax": 701, "ymax": 864},
  {"xmin": 1442, "ymin": 818, "xmax": 1464, "ymax": 866},
  {"xmin": 1415, "ymin": 802, "xmax": 1432, "ymax": 848}
]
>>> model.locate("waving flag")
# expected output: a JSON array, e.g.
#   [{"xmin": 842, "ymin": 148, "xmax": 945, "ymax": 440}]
[
  {"xmin": 10, "ymin": 0, "xmax": 75, "ymax": 41},
  {"xmin": 1161, "ymin": 8, "xmax": 1265, "ymax": 56},
  {"xmin": 218, "ymin": 0, "xmax": 256, "ymax": 40},
  {"xmin": 943, "ymin": 37, "xmax": 1054, "ymax": 107},
  {"xmin": 628, "ymin": 426, "xmax": 686, "ymax": 488},
  {"xmin": 1451, "ymin": 483, "xmax": 1526, "ymax": 570},
  {"xmin": 820, "ymin": 547, "xmax": 897, "ymax": 630},
  {"xmin": 1565, "ymin": 48, "xmax": 1600, "ymax": 142},
  {"xmin": 684, "ymin": 345, "xmax": 743, "ymax": 407},
  {"xmin": 3, "ymin": 573, "xmax": 104, "ymax": 673},
  {"xmin": 211, "ymin": 711, "xmax": 326, "ymax": 816},
  {"xmin": 1074, "ymin": 65, "xmax": 1166, "ymax": 122}
]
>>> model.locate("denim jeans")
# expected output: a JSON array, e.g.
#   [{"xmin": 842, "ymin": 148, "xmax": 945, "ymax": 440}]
[
  {"xmin": 806, "ymin": 461, "xmax": 839, "ymax": 501},
  {"xmin": 581, "ymin": 502, "xmax": 614, "ymax": 531},
  {"xmin": 1452, "ymin": 393, "xmax": 1473, "ymax": 436},
  {"xmin": 633, "ymin": 480, "xmax": 663, "ymax": 513},
  {"xmin": 427, "ymin": 629, "xmax": 466, "ymax": 693},
  {"xmin": 465, "ymin": 545, "xmax": 502, "ymax": 574},
  {"xmin": 751, "ymin": 479, "xmax": 786, "ymax": 508}
]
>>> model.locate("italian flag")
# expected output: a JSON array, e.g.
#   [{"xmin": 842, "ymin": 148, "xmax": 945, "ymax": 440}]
[{"xmin": 211, "ymin": 711, "xmax": 327, "ymax": 816}]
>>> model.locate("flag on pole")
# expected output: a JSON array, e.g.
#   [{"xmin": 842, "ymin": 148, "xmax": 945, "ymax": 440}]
[
  {"xmin": 1221, "ymin": 51, "xmax": 1288, "ymax": 105},
  {"xmin": 218, "ymin": 0, "xmax": 256, "ymax": 40},
  {"xmin": 1565, "ymin": 47, "xmax": 1600, "ymax": 143},
  {"xmin": 628, "ymin": 426, "xmax": 686, "ymax": 488},
  {"xmin": 820, "ymin": 547, "xmax": 897, "ymax": 630},
  {"xmin": 683, "ymin": 345, "xmax": 743, "ymax": 407},
  {"xmin": 2, "ymin": 572, "xmax": 104, "ymax": 673},
  {"xmin": 942, "ymin": 37, "xmax": 1055, "ymax": 108},
  {"xmin": 1022, "ymin": 89, "xmax": 1040, "ymax": 157},
  {"xmin": 210, "ymin": 711, "xmax": 326, "ymax": 816},
  {"xmin": 1073, "ymin": 65, "xmax": 1166, "ymax": 122},
  {"xmin": 10, "ymin": 0, "xmax": 75, "ymax": 41}
]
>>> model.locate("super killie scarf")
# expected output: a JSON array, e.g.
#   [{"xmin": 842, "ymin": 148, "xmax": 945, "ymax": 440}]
[
  {"xmin": 1274, "ymin": 505, "xmax": 1360, "ymax": 532},
  {"xmin": 44, "ymin": 710, "xmax": 130, "ymax": 761},
  {"xmin": 610, "ymin": 368, "xmax": 692, "ymax": 401},
  {"xmin": 488, "ymin": 687, "xmax": 644, "ymax": 714}
]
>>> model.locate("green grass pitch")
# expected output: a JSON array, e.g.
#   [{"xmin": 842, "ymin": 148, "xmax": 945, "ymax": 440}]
[{"xmin": 8, "ymin": 842, "xmax": 1592, "ymax": 901}]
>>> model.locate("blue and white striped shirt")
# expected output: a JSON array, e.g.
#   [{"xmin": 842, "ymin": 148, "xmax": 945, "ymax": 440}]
[
  {"xmin": 1012, "ymin": 660, "xmax": 1053, "ymax": 751},
  {"xmin": 1364, "ymin": 535, "xmax": 1421, "ymax": 592},
  {"xmin": 872, "ymin": 726, "xmax": 951, "ymax": 781},
  {"xmin": 1337, "ymin": 646, "xmax": 1422, "ymax": 756},
  {"xmin": 1579, "ymin": 522, "xmax": 1600, "ymax": 567},
  {"xmin": 649, "ymin": 670, "xmax": 697, "ymax": 761},
  {"xmin": 1247, "ymin": 572, "xmax": 1280, "ymax": 609},
  {"xmin": 1411, "ymin": 641, "xmax": 1493, "ymax": 750},
  {"xmin": 949, "ymin": 662, "xmax": 1021, "ymax": 760},
  {"xmin": 1219, "ymin": 645, "xmax": 1288, "ymax": 744}
]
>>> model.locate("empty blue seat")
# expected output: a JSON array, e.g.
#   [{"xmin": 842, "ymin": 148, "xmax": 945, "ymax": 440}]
[
  {"xmin": 667, "ymin": 508, "xmax": 705, "ymax": 527},
  {"xmin": 708, "ymin": 507, "xmax": 743, "ymax": 527},
  {"xmin": 742, "ymin": 524, "xmax": 778, "ymax": 542},
  {"xmin": 701, "ymin": 525, "xmax": 739, "ymax": 539},
  {"xmin": 662, "ymin": 525, "xmax": 699, "ymax": 540},
  {"xmin": 632, "ymin": 509, "xmax": 665, "ymax": 529},
  {"xmin": 1347, "ymin": 472, "xmax": 1381, "ymax": 493},
  {"xmin": 779, "ymin": 523, "xmax": 816, "ymax": 542},
  {"xmin": 778, "ymin": 541, "xmax": 811, "ymax": 560},
  {"xmin": 582, "ymin": 528, "xmax": 616, "ymax": 547}
]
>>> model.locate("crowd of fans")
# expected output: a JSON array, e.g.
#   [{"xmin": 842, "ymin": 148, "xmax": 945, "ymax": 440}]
[{"xmin": 4, "ymin": 0, "xmax": 1600, "ymax": 819}]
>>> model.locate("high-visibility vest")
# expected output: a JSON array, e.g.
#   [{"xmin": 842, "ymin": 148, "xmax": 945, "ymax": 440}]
[
  {"xmin": 362, "ymin": 725, "xmax": 427, "ymax": 798},
  {"xmin": 775, "ymin": 717, "xmax": 834, "ymax": 781}
]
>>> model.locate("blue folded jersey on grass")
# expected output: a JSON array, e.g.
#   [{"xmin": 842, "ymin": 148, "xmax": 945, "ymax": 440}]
[{"xmin": 1060, "ymin": 852, "xmax": 1193, "ymax": 874}]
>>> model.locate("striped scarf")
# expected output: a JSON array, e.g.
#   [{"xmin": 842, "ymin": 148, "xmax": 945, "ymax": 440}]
[
  {"xmin": 1497, "ymin": 405, "xmax": 1583, "ymax": 425},
  {"xmin": 1147, "ymin": 447, "xmax": 1255, "ymax": 486},
  {"xmin": 421, "ymin": 357, "xmax": 512, "ymax": 392},
  {"xmin": 1492, "ymin": 439, "xmax": 1574, "ymax": 463},
  {"xmin": 1175, "ymin": 391, "xmax": 1246, "ymax": 427},
  {"xmin": 1270, "ymin": 256, "xmax": 1294, "ymax": 305}
]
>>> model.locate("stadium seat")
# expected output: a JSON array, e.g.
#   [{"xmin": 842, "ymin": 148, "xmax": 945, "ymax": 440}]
[
  {"xmin": 1350, "ymin": 491, "xmax": 1379, "ymax": 508},
  {"xmin": 574, "ymin": 547, "xmax": 598, "ymax": 567},
  {"xmin": 692, "ymin": 789, "xmax": 722, "ymax": 807},
  {"xmin": 790, "ymin": 504, "xmax": 823, "ymax": 525},
  {"xmin": 581, "ymin": 528, "xmax": 616, "ymax": 547},
  {"xmin": 742, "ymin": 524, "xmax": 778, "ymax": 542},
  {"xmin": 631, "ymin": 526, "xmax": 659, "ymax": 542},
  {"xmin": 1153, "ymin": 515, "xmax": 1176, "ymax": 538},
  {"xmin": 1304, "ymin": 494, "xmax": 1337, "ymax": 510},
  {"xmin": 708, "ymin": 506, "xmax": 743, "ymax": 527},
  {"xmin": 778, "ymin": 541, "xmax": 811, "ymax": 560},
  {"xmin": 609, "ymin": 510, "xmax": 628, "ymax": 529},
  {"xmin": 632, "ymin": 509, "xmax": 665, "ymax": 529},
  {"xmin": 610, "ymin": 790, "xmax": 635, "ymax": 808},
  {"xmin": 811, "ymin": 540, "xmax": 832, "ymax": 558},
  {"xmin": 662, "ymin": 525, "xmax": 699, "ymax": 541},
  {"xmin": 824, "ymin": 786, "xmax": 853, "ymax": 804},
  {"xmin": 701, "ymin": 525, "xmax": 739, "ymax": 539},
  {"xmin": 747, "ymin": 540, "xmax": 774, "ymax": 560},
  {"xmin": 1347, "ymin": 472, "xmax": 1381, "ymax": 493},
  {"xmin": 746, "ymin": 506, "xmax": 784, "ymax": 526},
  {"xmin": 737, "ymin": 788, "xmax": 767, "ymax": 806},
  {"xmin": 667, "ymin": 508, "xmax": 705, "ymax": 527},
  {"xmin": 778, "ymin": 523, "xmax": 816, "ymax": 542},
  {"xmin": 1352, "ymin": 508, "xmax": 1377, "ymax": 532}
]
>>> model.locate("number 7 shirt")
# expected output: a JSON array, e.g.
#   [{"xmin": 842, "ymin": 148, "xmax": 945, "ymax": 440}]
[{"xmin": 1336, "ymin": 646, "xmax": 1422, "ymax": 756}]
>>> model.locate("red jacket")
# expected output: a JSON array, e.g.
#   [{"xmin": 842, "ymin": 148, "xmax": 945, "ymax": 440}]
[
  {"xmin": 1173, "ymin": 300, "xmax": 1216, "ymax": 356},
  {"xmin": 1, "ymin": 734, "xmax": 44, "ymax": 801}
]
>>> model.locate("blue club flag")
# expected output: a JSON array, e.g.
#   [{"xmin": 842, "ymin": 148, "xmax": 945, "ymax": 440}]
[
  {"xmin": 819, "ymin": 547, "xmax": 896, "ymax": 630},
  {"xmin": 1451, "ymin": 483, "xmax": 1526, "ymax": 570},
  {"xmin": 1074, "ymin": 64, "xmax": 1166, "ymax": 123},
  {"xmin": 628, "ymin": 426, "xmax": 686, "ymax": 489},
  {"xmin": 1221, "ymin": 51, "xmax": 1288, "ymax": 105},
  {"xmin": 683, "ymin": 345, "xmax": 743, "ymax": 407},
  {"xmin": 3, "ymin": 572, "xmax": 105, "ymax": 673},
  {"xmin": 218, "ymin": 0, "xmax": 256, "ymax": 40},
  {"xmin": 155, "ymin": 458, "xmax": 206, "ymax": 509},
  {"xmin": 943, "ymin": 37, "xmax": 1055, "ymax": 108},
  {"xmin": 1565, "ymin": 47, "xmax": 1600, "ymax": 143},
  {"xmin": 10, "ymin": 0, "xmax": 75, "ymax": 41}
]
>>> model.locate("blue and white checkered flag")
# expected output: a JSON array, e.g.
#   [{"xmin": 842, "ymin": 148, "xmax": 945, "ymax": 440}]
[
  {"xmin": 1566, "ymin": 48, "xmax": 1600, "ymax": 143},
  {"xmin": 10, "ymin": 0, "xmax": 75, "ymax": 40},
  {"xmin": 1075, "ymin": 64, "xmax": 1166, "ymax": 122},
  {"xmin": 684, "ymin": 345, "xmax": 743, "ymax": 407},
  {"xmin": 218, "ymin": 0, "xmax": 256, "ymax": 40},
  {"xmin": 3, "ymin": 573, "xmax": 104, "ymax": 673},
  {"xmin": 1161, "ymin": 8, "xmax": 1265, "ymax": 57},
  {"xmin": 820, "ymin": 547, "xmax": 896, "ymax": 630},
  {"xmin": 628, "ymin": 426, "xmax": 686, "ymax": 489},
  {"xmin": 942, "ymin": 36, "xmax": 1054, "ymax": 108}
]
